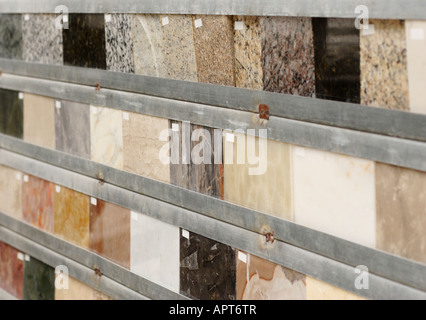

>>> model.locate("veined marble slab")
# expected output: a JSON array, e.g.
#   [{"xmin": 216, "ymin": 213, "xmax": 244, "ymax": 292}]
[
  {"xmin": 55, "ymin": 276, "xmax": 112, "ymax": 300},
  {"xmin": 0, "ymin": 241, "xmax": 24, "ymax": 300},
  {"xmin": 0, "ymin": 165, "xmax": 22, "ymax": 220},
  {"xmin": 306, "ymin": 277, "xmax": 366, "ymax": 300},
  {"xmin": 23, "ymin": 256, "xmax": 55, "ymax": 300}
]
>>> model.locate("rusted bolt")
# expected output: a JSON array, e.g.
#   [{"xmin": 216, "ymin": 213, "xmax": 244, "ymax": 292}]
[
  {"xmin": 264, "ymin": 231, "xmax": 275, "ymax": 244},
  {"xmin": 98, "ymin": 178, "xmax": 105, "ymax": 186},
  {"xmin": 259, "ymin": 104, "xmax": 270, "ymax": 120},
  {"xmin": 95, "ymin": 83, "xmax": 101, "ymax": 91},
  {"xmin": 94, "ymin": 266, "xmax": 102, "ymax": 277},
  {"xmin": 0, "ymin": 70, "xmax": 2, "ymax": 77}
]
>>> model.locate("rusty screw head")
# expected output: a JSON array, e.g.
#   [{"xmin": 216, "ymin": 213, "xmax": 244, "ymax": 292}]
[
  {"xmin": 95, "ymin": 83, "xmax": 101, "ymax": 91},
  {"xmin": 259, "ymin": 104, "xmax": 270, "ymax": 120},
  {"xmin": 94, "ymin": 266, "xmax": 102, "ymax": 277},
  {"xmin": 264, "ymin": 231, "xmax": 275, "ymax": 244}
]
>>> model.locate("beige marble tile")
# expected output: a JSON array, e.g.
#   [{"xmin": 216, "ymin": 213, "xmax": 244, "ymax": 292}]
[
  {"xmin": 90, "ymin": 106, "xmax": 123, "ymax": 169},
  {"xmin": 306, "ymin": 277, "xmax": 366, "ymax": 300},
  {"xmin": 406, "ymin": 21, "xmax": 426, "ymax": 114},
  {"xmin": 293, "ymin": 147, "xmax": 376, "ymax": 248},
  {"xmin": 23, "ymin": 93, "xmax": 55, "ymax": 149},
  {"xmin": 376, "ymin": 163, "xmax": 426, "ymax": 264},
  {"xmin": 0, "ymin": 165, "xmax": 22, "ymax": 219},
  {"xmin": 360, "ymin": 20, "xmax": 409, "ymax": 110},
  {"xmin": 224, "ymin": 133, "xmax": 292, "ymax": 220},
  {"xmin": 123, "ymin": 112, "xmax": 170, "ymax": 183},
  {"xmin": 55, "ymin": 276, "xmax": 112, "ymax": 300}
]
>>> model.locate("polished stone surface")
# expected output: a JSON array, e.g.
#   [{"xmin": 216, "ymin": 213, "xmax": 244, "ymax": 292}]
[
  {"xmin": 0, "ymin": 165, "xmax": 22, "ymax": 220},
  {"xmin": 170, "ymin": 122, "xmax": 223, "ymax": 199},
  {"xmin": 105, "ymin": 14, "xmax": 134, "ymax": 73},
  {"xmin": 23, "ymin": 93, "xmax": 56, "ymax": 149},
  {"xmin": 123, "ymin": 112, "xmax": 170, "ymax": 183},
  {"xmin": 293, "ymin": 146, "xmax": 376, "ymax": 248},
  {"xmin": 224, "ymin": 134, "xmax": 292, "ymax": 220},
  {"xmin": 237, "ymin": 252, "xmax": 306, "ymax": 300},
  {"xmin": 180, "ymin": 230, "xmax": 236, "ymax": 300},
  {"xmin": 90, "ymin": 200, "xmax": 130, "ymax": 269},
  {"xmin": 55, "ymin": 100, "xmax": 90, "ymax": 159},
  {"xmin": 306, "ymin": 277, "xmax": 366, "ymax": 300},
  {"xmin": 406, "ymin": 21, "xmax": 426, "ymax": 114},
  {"xmin": 234, "ymin": 16, "xmax": 263, "ymax": 90},
  {"xmin": 55, "ymin": 276, "xmax": 112, "ymax": 300},
  {"xmin": 131, "ymin": 211, "xmax": 180, "ymax": 292},
  {"xmin": 0, "ymin": 242, "xmax": 24, "ymax": 299},
  {"xmin": 90, "ymin": 106, "xmax": 123, "ymax": 169},
  {"xmin": 261, "ymin": 17, "xmax": 315, "ymax": 96},
  {"xmin": 193, "ymin": 15, "xmax": 235, "ymax": 86},
  {"xmin": 361, "ymin": 20, "xmax": 409, "ymax": 110},
  {"xmin": 22, "ymin": 175, "xmax": 54, "ymax": 233},
  {"xmin": 376, "ymin": 163, "xmax": 426, "ymax": 264},
  {"xmin": 0, "ymin": 88, "xmax": 23, "ymax": 139},
  {"xmin": 313, "ymin": 18, "xmax": 360, "ymax": 103},
  {"xmin": 54, "ymin": 186, "xmax": 90, "ymax": 248},
  {"xmin": 0, "ymin": 14, "xmax": 22, "ymax": 59},
  {"xmin": 63, "ymin": 14, "xmax": 106, "ymax": 69},
  {"xmin": 22, "ymin": 14, "xmax": 63, "ymax": 65},
  {"xmin": 23, "ymin": 257, "xmax": 55, "ymax": 300}
]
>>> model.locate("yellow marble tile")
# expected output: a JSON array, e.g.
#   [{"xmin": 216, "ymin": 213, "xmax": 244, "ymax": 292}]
[
  {"xmin": 55, "ymin": 276, "xmax": 112, "ymax": 300},
  {"xmin": 306, "ymin": 277, "xmax": 366, "ymax": 300},
  {"xmin": 0, "ymin": 165, "xmax": 22, "ymax": 219}
]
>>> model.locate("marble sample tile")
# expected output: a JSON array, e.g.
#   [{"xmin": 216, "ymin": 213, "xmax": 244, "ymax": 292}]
[
  {"xmin": 55, "ymin": 100, "xmax": 90, "ymax": 159},
  {"xmin": 170, "ymin": 122, "xmax": 223, "ymax": 199},
  {"xmin": 131, "ymin": 211, "xmax": 180, "ymax": 292},
  {"xmin": 406, "ymin": 21, "xmax": 426, "ymax": 114},
  {"xmin": 90, "ymin": 200, "xmax": 130, "ymax": 269},
  {"xmin": 0, "ymin": 14, "xmax": 22, "ymax": 59},
  {"xmin": 90, "ymin": 106, "xmax": 123, "ymax": 169},
  {"xmin": 261, "ymin": 17, "xmax": 315, "ymax": 96},
  {"xmin": 63, "ymin": 14, "xmax": 106, "ymax": 69},
  {"xmin": 0, "ymin": 242, "xmax": 24, "ymax": 299},
  {"xmin": 23, "ymin": 256, "xmax": 55, "ymax": 300},
  {"xmin": 22, "ymin": 14, "xmax": 63, "ymax": 65},
  {"xmin": 0, "ymin": 165, "xmax": 22, "ymax": 219},
  {"xmin": 0, "ymin": 88, "xmax": 23, "ymax": 139},
  {"xmin": 224, "ymin": 133, "xmax": 292, "ymax": 220},
  {"xmin": 306, "ymin": 277, "xmax": 366, "ymax": 300},
  {"xmin": 54, "ymin": 186, "xmax": 90, "ymax": 248},
  {"xmin": 23, "ymin": 93, "xmax": 55, "ymax": 149},
  {"xmin": 376, "ymin": 163, "xmax": 426, "ymax": 264},
  {"xmin": 105, "ymin": 14, "xmax": 134, "ymax": 73},
  {"xmin": 193, "ymin": 15, "xmax": 235, "ymax": 86},
  {"xmin": 313, "ymin": 18, "xmax": 360, "ymax": 103},
  {"xmin": 22, "ymin": 175, "xmax": 54, "ymax": 233},
  {"xmin": 234, "ymin": 16, "xmax": 263, "ymax": 90},
  {"xmin": 55, "ymin": 276, "xmax": 112, "ymax": 300},
  {"xmin": 180, "ymin": 230, "xmax": 236, "ymax": 300},
  {"xmin": 293, "ymin": 146, "xmax": 376, "ymax": 248},
  {"xmin": 236, "ymin": 251, "xmax": 306, "ymax": 300},
  {"xmin": 361, "ymin": 20, "xmax": 409, "ymax": 110}
]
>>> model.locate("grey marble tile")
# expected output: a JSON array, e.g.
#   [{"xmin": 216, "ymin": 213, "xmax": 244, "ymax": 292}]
[{"xmin": 0, "ymin": 14, "xmax": 22, "ymax": 59}]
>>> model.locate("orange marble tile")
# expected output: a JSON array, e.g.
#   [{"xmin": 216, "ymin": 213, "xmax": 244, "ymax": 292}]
[{"xmin": 0, "ymin": 241, "xmax": 24, "ymax": 299}]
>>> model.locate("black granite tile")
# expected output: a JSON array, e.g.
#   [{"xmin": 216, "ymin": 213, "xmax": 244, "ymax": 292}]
[
  {"xmin": 0, "ymin": 14, "xmax": 22, "ymax": 59},
  {"xmin": 313, "ymin": 18, "xmax": 360, "ymax": 103},
  {"xmin": 0, "ymin": 89, "xmax": 23, "ymax": 139},
  {"xmin": 63, "ymin": 14, "xmax": 106, "ymax": 69},
  {"xmin": 23, "ymin": 257, "xmax": 55, "ymax": 300},
  {"xmin": 180, "ymin": 230, "xmax": 236, "ymax": 300}
]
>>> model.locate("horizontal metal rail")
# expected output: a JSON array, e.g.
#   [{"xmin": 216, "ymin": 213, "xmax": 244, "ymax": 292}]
[{"xmin": 0, "ymin": 0, "xmax": 425, "ymax": 20}]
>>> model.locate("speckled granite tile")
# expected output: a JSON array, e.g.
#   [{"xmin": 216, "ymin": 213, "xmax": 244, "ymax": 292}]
[
  {"xmin": 54, "ymin": 186, "xmax": 90, "ymax": 248},
  {"xmin": 22, "ymin": 14, "xmax": 63, "ymax": 65},
  {"xmin": 313, "ymin": 18, "xmax": 360, "ymax": 103},
  {"xmin": 123, "ymin": 112, "xmax": 170, "ymax": 183},
  {"xmin": 90, "ymin": 106, "xmax": 123, "ymax": 169},
  {"xmin": 193, "ymin": 15, "xmax": 235, "ymax": 86},
  {"xmin": 63, "ymin": 14, "xmax": 106, "ymax": 69},
  {"xmin": 170, "ymin": 122, "xmax": 223, "ymax": 199},
  {"xmin": 55, "ymin": 276, "xmax": 112, "ymax": 300},
  {"xmin": 0, "ymin": 88, "xmax": 23, "ymax": 139},
  {"xmin": 224, "ymin": 133, "xmax": 292, "ymax": 220},
  {"xmin": 23, "ymin": 256, "xmax": 54, "ymax": 300},
  {"xmin": 376, "ymin": 163, "xmax": 426, "ymax": 264},
  {"xmin": 406, "ymin": 21, "xmax": 426, "ymax": 114},
  {"xmin": 22, "ymin": 175, "xmax": 54, "ymax": 233},
  {"xmin": 233, "ymin": 16, "xmax": 263, "ymax": 90},
  {"xmin": 105, "ymin": 14, "xmax": 134, "ymax": 73},
  {"xmin": 0, "ymin": 242, "xmax": 24, "ymax": 299},
  {"xmin": 237, "ymin": 251, "xmax": 306, "ymax": 300},
  {"xmin": 0, "ymin": 14, "xmax": 22, "ymax": 59},
  {"xmin": 361, "ymin": 20, "xmax": 409, "ymax": 110},
  {"xmin": 306, "ymin": 277, "xmax": 366, "ymax": 300},
  {"xmin": 0, "ymin": 165, "xmax": 22, "ymax": 220},
  {"xmin": 180, "ymin": 230, "xmax": 236, "ymax": 300},
  {"xmin": 23, "ymin": 93, "xmax": 55, "ymax": 149},
  {"xmin": 261, "ymin": 17, "xmax": 315, "ymax": 96},
  {"xmin": 55, "ymin": 100, "xmax": 90, "ymax": 159},
  {"xmin": 90, "ymin": 200, "xmax": 130, "ymax": 269}
]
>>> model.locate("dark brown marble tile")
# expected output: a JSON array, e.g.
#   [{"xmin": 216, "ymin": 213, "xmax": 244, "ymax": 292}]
[
  {"xmin": 0, "ymin": 88, "xmax": 23, "ymax": 139},
  {"xmin": 23, "ymin": 256, "xmax": 55, "ymax": 300},
  {"xmin": 0, "ymin": 242, "xmax": 24, "ymax": 299}
]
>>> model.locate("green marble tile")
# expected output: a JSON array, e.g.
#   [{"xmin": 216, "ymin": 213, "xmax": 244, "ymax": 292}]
[
  {"xmin": 0, "ymin": 14, "xmax": 23, "ymax": 59},
  {"xmin": 0, "ymin": 89, "xmax": 23, "ymax": 139},
  {"xmin": 23, "ymin": 257, "xmax": 55, "ymax": 300}
]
